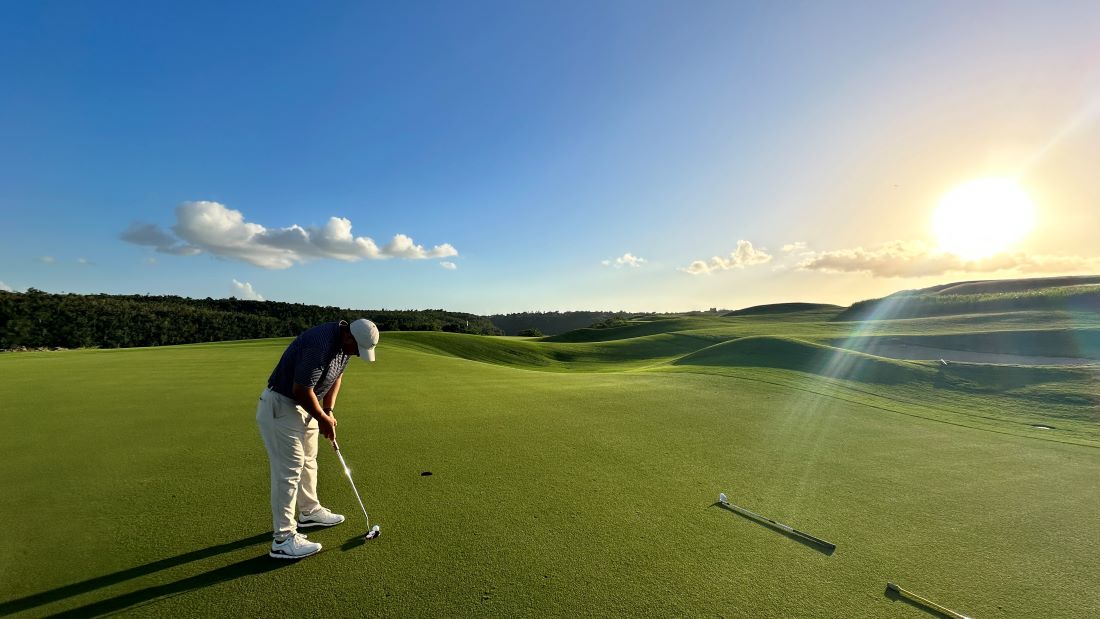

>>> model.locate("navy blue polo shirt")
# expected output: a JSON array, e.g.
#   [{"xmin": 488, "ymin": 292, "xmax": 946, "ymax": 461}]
[{"xmin": 267, "ymin": 322, "xmax": 350, "ymax": 399}]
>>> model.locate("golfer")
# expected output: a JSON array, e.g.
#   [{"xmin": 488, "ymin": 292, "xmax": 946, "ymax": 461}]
[{"xmin": 257, "ymin": 318, "xmax": 379, "ymax": 559}]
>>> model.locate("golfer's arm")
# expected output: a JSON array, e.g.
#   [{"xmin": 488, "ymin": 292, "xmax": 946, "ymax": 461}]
[
  {"xmin": 322, "ymin": 375, "xmax": 342, "ymax": 413},
  {"xmin": 292, "ymin": 383, "xmax": 328, "ymax": 420}
]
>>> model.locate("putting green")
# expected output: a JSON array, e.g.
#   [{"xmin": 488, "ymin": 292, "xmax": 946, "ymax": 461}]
[{"xmin": 1, "ymin": 311, "xmax": 1097, "ymax": 617}]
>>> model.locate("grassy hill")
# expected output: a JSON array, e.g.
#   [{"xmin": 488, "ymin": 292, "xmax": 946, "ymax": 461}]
[
  {"xmin": 382, "ymin": 300, "xmax": 1100, "ymax": 440},
  {"xmin": 2, "ymin": 283, "xmax": 1098, "ymax": 617},
  {"xmin": 724, "ymin": 302, "xmax": 843, "ymax": 316},
  {"xmin": 674, "ymin": 336, "xmax": 931, "ymax": 384},
  {"xmin": 837, "ymin": 275, "xmax": 1100, "ymax": 321},
  {"xmin": 914, "ymin": 274, "xmax": 1100, "ymax": 296}
]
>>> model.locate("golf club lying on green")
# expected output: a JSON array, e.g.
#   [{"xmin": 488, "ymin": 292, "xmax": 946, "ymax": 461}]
[
  {"xmin": 718, "ymin": 492, "xmax": 835, "ymax": 552},
  {"xmin": 332, "ymin": 439, "xmax": 381, "ymax": 540},
  {"xmin": 886, "ymin": 583, "xmax": 970, "ymax": 619}
]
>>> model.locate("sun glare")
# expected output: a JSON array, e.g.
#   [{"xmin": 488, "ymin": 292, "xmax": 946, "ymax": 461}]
[{"xmin": 933, "ymin": 178, "xmax": 1036, "ymax": 260}]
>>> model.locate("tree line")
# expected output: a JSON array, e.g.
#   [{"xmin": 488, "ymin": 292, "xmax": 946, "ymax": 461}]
[{"xmin": 0, "ymin": 289, "xmax": 502, "ymax": 349}]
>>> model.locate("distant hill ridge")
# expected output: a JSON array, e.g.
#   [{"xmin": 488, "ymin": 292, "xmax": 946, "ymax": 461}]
[
  {"xmin": 911, "ymin": 275, "xmax": 1100, "ymax": 296},
  {"xmin": 837, "ymin": 274, "xmax": 1100, "ymax": 321},
  {"xmin": 724, "ymin": 302, "xmax": 841, "ymax": 317}
]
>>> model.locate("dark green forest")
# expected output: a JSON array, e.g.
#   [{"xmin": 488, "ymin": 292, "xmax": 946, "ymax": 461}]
[{"xmin": 0, "ymin": 290, "xmax": 501, "ymax": 349}]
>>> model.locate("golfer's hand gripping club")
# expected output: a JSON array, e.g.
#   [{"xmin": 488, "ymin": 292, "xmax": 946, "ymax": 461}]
[{"xmin": 316, "ymin": 412, "xmax": 337, "ymax": 441}]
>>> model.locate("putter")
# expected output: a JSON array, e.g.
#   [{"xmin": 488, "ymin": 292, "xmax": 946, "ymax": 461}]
[
  {"xmin": 332, "ymin": 439, "xmax": 381, "ymax": 540},
  {"xmin": 887, "ymin": 583, "xmax": 971, "ymax": 619},
  {"xmin": 717, "ymin": 492, "xmax": 835, "ymax": 552}
]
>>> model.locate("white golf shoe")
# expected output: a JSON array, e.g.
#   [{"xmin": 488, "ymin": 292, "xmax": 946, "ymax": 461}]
[
  {"xmin": 298, "ymin": 506, "xmax": 346, "ymax": 528},
  {"xmin": 269, "ymin": 533, "xmax": 322, "ymax": 559}
]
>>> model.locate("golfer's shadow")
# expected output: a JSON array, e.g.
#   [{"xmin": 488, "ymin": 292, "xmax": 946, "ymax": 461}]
[
  {"xmin": 883, "ymin": 585, "xmax": 959, "ymax": 619},
  {"xmin": 711, "ymin": 502, "xmax": 836, "ymax": 556},
  {"xmin": 0, "ymin": 533, "xmax": 287, "ymax": 618}
]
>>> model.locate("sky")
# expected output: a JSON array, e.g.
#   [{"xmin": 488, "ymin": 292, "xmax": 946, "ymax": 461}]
[{"xmin": 2, "ymin": 0, "xmax": 1099, "ymax": 314}]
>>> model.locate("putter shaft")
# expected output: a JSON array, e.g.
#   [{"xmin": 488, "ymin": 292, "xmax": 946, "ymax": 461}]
[
  {"xmin": 333, "ymin": 442, "xmax": 371, "ymax": 526},
  {"xmin": 719, "ymin": 495, "xmax": 836, "ymax": 551},
  {"xmin": 887, "ymin": 583, "xmax": 970, "ymax": 619}
]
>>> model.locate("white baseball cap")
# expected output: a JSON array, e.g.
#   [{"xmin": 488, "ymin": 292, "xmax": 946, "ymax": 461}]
[{"xmin": 349, "ymin": 318, "xmax": 379, "ymax": 362}]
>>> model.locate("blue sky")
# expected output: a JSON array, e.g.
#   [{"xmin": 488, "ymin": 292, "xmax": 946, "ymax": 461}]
[{"xmin": 3, "ymin": 1, "xmax": 1099, "ymax": 313}]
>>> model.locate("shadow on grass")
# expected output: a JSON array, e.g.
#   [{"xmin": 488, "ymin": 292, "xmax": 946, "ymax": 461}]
[
  {"xmin": 883, "ymin": 584, "xmax": 963, "ymax": 619},
  {"xmin": 341, "ymin": 535, "xmax": 367, "ymax": 551},
  {"xmin": 0, "ymin": 533, "xmax": 276, "ymax": 617},
  {"xmin": 712, "ymin": 502, "xmax": 836, "ymax": 556},
  {"xmin": 49, "ymin": 555, "xmax": 290, "ymax": 617},
  {"xmin": 341, "ymin": 528, "xmax": 385, "ymax": 551}
]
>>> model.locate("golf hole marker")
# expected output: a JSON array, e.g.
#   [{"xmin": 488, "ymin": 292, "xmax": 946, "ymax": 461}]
[{"xmin": 717, "ymin": 492, "xmax": 836, "ymax": 553}]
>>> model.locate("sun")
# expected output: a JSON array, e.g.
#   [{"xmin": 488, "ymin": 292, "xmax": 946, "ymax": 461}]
[{"xmin": 933, "ymin": 178, "xmax": 1036, "ymax": 260}]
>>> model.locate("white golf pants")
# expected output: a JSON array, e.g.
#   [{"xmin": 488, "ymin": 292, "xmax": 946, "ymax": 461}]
[{"xmin": 256, "ymin": 387, "xmax": 322, "ymax": 539}]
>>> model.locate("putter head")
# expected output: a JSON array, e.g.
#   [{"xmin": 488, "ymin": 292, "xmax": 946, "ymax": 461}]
[
  {"xmin": 718, "ymin": 492, "xmax": 728, "ymax": 505},
  {"xmin": 365, "ymin": 525, "xmax": 381, "ymax": 540}
]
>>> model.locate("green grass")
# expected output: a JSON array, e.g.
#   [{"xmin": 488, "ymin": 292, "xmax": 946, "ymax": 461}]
[
  {"xmin": 2, "ymin": 306, "xmax": 1099, "ymax": 617},
  {"xmin": 675, "ymin": 336, "xmax": 932, "ymax": 384},
  {"xmin": 391, "ymin": 330, "xmax": 716, "ymax": 371},
  {"xmin": 836, "ymin": 327, "xmax": 1100, "ymax": 359}
]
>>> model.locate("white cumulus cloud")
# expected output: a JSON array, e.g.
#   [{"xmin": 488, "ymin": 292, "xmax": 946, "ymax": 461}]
[
  {"xmin": 121, "ymin": 201, "xmax": 458, "ymax": 269},
  {"xmin": 38, "ymin": 256, "xmax": 56, "ymax": 264},
  {"xmin": 440, "ymin": 261, "xmax": 457, "ymax": 270},
  {"xmin": 797, "ymin": 240, "xmax": 1100, "ymax": 277},
  {"xmin": 231, "ymin": 279, "xmax": 265, "ymax": 301},
  {"xmin": 0, "ymin": 281, "xmax": 12, "ymax": 292},
  {"xmin": 381, "ymin": 233, "xmax": 458, "ymax": 259},
  {"xmin": 602, "ymin": 252, "xmax": 646, "ymax": 268},
  {"xmin": 173, "ymin": 201, "xmax": 299, "ymax": 268},
  {"xmin": 681, "ymin": 240, "xmax": 772, "ymax": 275},
  {"xmin": 782, "ymin": 242, "xmax": 807, "ymax": 252}
]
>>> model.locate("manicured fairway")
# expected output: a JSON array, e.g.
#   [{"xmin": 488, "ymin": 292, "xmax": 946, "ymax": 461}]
[{"xmin": 2, "ymin": 312, "xmax": 1098, "ymax": 617}]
